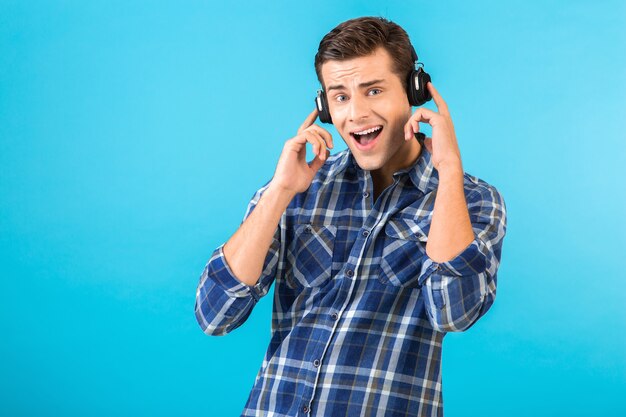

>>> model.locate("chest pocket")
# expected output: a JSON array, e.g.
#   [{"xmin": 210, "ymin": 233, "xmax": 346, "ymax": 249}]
[
  {"xmin": 379, "ymin": 215, "xmax": 430, "ymax": 288},
  {"xmin": 286, "ymin": 223, "xmax": 337, "ymax": 290}
]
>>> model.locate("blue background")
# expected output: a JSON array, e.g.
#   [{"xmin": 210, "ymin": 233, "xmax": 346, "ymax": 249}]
[{"xmin": 1, "ymin": 1, "xmax": 625, "ymax": 415}]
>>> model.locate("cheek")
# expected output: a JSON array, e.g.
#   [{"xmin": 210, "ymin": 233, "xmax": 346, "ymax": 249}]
[
  {"xmin": 373, "ymin": 94, "xmax": 411, "ymax": 117},
  {"xmin": 382, "ymin": 104, "xmax": 412, "ymax": 140},
  {"xmin": 331, "ymin": 106, "xmax": 350, "ymax": 133}
]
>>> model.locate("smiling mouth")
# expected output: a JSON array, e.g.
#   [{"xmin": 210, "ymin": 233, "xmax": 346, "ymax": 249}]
[{"xmin": 351, "ymin": 125, "xmax": 383, "ymax": 146}]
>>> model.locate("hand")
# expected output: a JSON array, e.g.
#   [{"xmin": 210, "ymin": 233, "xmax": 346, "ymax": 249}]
[
  {"xmin": 270, "ymin": 109, "xmax": 334, "ymax": 194},
  {"xmin": 403, "ymin": 82, "xmax": 462, "ymax": 172}
]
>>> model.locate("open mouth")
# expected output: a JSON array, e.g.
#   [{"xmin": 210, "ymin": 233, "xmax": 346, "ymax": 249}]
[{"xmin": 351, "ymin": 125, "xmax": 383, "ymax": 149}]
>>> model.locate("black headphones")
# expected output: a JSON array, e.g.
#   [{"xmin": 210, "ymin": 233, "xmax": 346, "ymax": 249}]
[{"xmin": 315, "ymin": 45, "xmax": 432, "ymax": 124}]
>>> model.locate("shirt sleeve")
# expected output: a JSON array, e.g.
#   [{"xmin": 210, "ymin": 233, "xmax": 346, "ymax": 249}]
[
  {"xmin": 418, "ymin": 183, "xmax": 507, "ymax": 333},
  {"xmin": 194, "ymin": 180, "xmax": 283, "ymax": 336}
]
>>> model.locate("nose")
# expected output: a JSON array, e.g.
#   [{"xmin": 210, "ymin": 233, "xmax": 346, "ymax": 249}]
[{"xmin": 348, "ymin": 94, "xmax": 370, "ymax": 122}]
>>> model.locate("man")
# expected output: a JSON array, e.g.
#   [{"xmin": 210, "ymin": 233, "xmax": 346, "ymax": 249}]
[{"xmin": 195, "ymin": 16, "xmax": 507, "ymax": 417}]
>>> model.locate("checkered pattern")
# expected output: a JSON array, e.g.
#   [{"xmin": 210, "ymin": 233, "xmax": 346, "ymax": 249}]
[{"xmin": 195, "ymin": 147, "xmax": 507, "ymax": 417}]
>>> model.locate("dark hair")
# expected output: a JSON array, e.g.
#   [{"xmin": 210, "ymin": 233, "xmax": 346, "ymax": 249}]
[{"xmin": 314, "ymin": 16, "xmax": 415, "ymax": 88}]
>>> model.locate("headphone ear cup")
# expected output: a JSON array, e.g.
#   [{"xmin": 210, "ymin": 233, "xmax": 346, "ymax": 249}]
[
  {"xmin": 315, "ymin": 90, "xmax": 333, "ymax": 124},
  {"xmin": 407, "ymin": 68, "xmax": 432, "ymax": 107}
]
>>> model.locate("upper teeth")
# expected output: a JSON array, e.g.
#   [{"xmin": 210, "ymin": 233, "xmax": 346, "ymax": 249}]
[{"xmin": 354, "ymin": 126, "xmax": 382, "ymax": 135}]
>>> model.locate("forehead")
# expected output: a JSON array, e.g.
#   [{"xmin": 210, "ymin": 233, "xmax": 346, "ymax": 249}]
[{"xmin": 320, "ymin": 47, "xmax": 397, "ymax": 87}]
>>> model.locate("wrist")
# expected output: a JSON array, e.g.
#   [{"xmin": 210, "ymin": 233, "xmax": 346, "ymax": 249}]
[
  {"xmin": 436, "ymin": 157, "xmax": 463, "ymax": 177},
  {"xmin": 266, "ymin": 181, "xmax": 298, "ymax": 204}
]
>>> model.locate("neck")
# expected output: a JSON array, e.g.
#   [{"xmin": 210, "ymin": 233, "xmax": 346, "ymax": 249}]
[{"xmin": 371, "ymin": 139, "xmax": 422, "ymax": 198}]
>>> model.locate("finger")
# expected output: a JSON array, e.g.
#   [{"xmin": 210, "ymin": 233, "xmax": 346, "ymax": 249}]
[
  {"xmin": 308, "ymin": 134, "xmax": 320, "ymax": 158},
  {"xmin": 411, "ymin": 119, "xmax": 420, "ymax": 135},
  {"xmin": 308, "ymin": 149, "xmax": 327, "ymax": 171},
  {"xmin": 287, "ymin": 135, "xmax": 307, "ymax": 156},
  {"xmin": 308, "ymin": 125, "xmax": 334, "ymax": 149},
  {"xmin": 298, "ymin": 108, "xmax": 319, "ymax": 134},
  {"xmin": 412, "ymin": 107, "xmax": 444, "ymax": 126},
  {"xmin": 304, "ymin": 131, "xmax": 326, "ymax": 161},
  {"xmin": 404, "ymin": 119, "xmax": 412, "ymax": 140},
  {"xmin": 306, "ymin": 125, "xmax": 332, "ymax": 149},
  {"xmin": 286, "ymin": 135, "xmax": 310, "ymax": 163},
  {"xmin": 295, "ymin": 132, "xmax": 318, "ymax": 155},
  {"xmin": 290, "ymin": 133, "xmax": 310, "ymax": 150},
  {"xmin": 427, "ymin": 82, "xmax": 449, "ymax": 116},
  {"xmin": 320, "ymin": 147, "xmax": 330, "ymax": 164},
  {"xmin": 311, "ymin": 132, "xmax": 328, "ymax": 161}
]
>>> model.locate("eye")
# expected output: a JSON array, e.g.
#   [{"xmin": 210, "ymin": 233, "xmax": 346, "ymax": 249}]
[
  {"xmin": 336, "ymin": 94, "xmax": 348, "ymax": 102},
  {"xmin": 368, "ymin": 88, "xmax": 382, "ymax": 96}
]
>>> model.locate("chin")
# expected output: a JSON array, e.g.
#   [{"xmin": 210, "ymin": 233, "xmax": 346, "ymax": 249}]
[{"xmin": 351, "ymin": 153, "xmax": 385, "ymax": 171}]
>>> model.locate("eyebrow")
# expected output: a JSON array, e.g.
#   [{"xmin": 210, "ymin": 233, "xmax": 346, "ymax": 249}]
[{"xmin": 326, "ymin": 79, "xmax": 385, "ymax": 92}]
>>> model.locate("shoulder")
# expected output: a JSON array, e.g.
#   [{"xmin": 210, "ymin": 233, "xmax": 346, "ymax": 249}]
[
  {"xmin": 460, "ymin": 172, "xmax": 507, "ymax": 231},
  {"xmin": 461, "ymin": 171, "xmax": 506, "ymax": 207}
]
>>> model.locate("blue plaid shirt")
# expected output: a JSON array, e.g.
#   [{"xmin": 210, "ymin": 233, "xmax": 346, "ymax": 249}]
[{"xmin": 195, "ymin": 146, "xmax": 507, "ymax": 417}]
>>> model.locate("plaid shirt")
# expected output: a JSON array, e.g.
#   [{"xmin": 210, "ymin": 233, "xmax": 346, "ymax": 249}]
[{"xmin": 195, "ymin": 146, "xmax": 507, "ymax": 417}]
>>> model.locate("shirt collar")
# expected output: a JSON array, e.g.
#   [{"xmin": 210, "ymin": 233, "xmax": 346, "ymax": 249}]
[{"xmin": 336, "ymin": 146, "xmax": 439, "ymax": 195}]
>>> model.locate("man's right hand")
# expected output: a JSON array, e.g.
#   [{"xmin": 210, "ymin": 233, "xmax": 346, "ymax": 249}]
[
  {"xmin": 221, "ymin": 112, "xmax": 333, "ymax": 287},
  {"xmin": 270, "ymin": 109, "xmax": 334, "ymax": 195}
]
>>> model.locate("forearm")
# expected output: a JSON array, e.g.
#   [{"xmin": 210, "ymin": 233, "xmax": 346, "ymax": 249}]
[
  {"xmin": 222, "ymin": 182, "xmax": 295, "ymax": 286},
  {"xmin": 426, "ymin": 160, "xmax": 474, "ymax": 263}
]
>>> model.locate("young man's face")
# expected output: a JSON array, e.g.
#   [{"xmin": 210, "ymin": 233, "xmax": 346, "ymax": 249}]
[{"xmin": 320, "ymin": 46, "xmax": 420, "ymax": 180}]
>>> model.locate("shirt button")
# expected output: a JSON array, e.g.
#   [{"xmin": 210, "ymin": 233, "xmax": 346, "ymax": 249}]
[
  {"xmin": 362, "ymin": 230, "xmax": 370, "ymax": 237},
  {"xmin": 331, "ymin": 312, "xmax": 338, "ymax": 320},
  {"xmin": 363, "ymin": 191, "xmax": 370, "ymax": 198},
  {"xmin": 346, "ymin": 269, "xmax": 354, "ymax": 277},
  {"xmin": 313, "ymin": 359, "xmax": 320, "ymax": 367},
  {"xmin": 304, "ymin": 225, "xmax": 312, "ymax": 233},
  {"xmin": 302, "ymin": 405, "xmax": 309, "ymax": 413}
]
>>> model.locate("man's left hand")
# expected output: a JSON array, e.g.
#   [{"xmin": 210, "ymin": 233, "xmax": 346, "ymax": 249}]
[{"xmin": 403, "ymin": 82, "xmax": 462, "ymax": 172}]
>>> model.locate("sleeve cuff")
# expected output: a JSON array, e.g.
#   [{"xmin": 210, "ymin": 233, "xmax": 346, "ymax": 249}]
[
  {"xmin": 207, "ymin": 244, "xmax": 263, "ymax": 300},
  {"xmin": 418, "ymin": 238, "xmax": 489, "ymax": 285}
]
